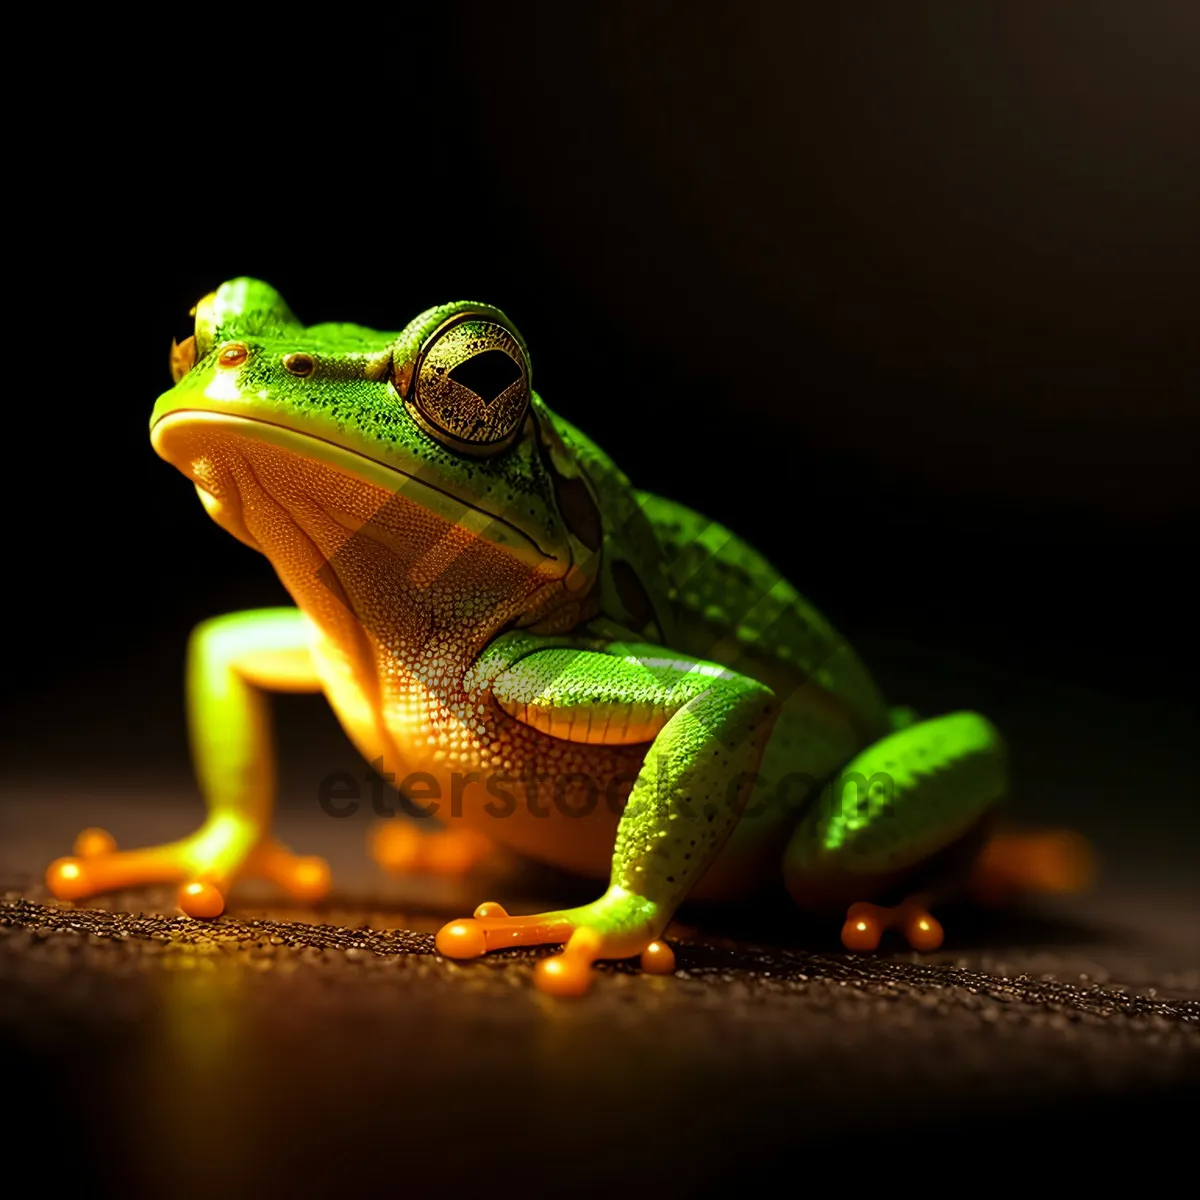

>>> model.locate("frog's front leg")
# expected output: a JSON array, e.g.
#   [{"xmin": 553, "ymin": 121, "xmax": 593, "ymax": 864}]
[
  {"xmin": 435, "ymin": 637, "xmax": 778, "ymax": 995},
  {"xmin": 46, "ymin": 608, "xmax": 331, "ymax": 917}
]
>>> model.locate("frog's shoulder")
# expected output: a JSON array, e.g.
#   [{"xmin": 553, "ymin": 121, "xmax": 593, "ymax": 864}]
[{"xmin": 633, "ymin": 489, "xmax": 888, "ymax": 727}]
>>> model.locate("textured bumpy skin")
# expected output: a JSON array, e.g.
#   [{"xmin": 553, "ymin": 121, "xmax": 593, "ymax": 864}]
[{"xmin": 45, "ymin": 278, "xmax": 1028, "ymax": 996}]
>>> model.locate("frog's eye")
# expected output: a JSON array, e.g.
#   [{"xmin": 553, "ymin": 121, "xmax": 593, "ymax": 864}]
[{"xmin": 400, "ymin": 309, "xmax": 530, "ymax": 455}]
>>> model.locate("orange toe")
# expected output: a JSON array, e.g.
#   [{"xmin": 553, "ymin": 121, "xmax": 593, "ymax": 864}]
[
  {"xmin": 536, "ymin": 928, "xmax": 604, "ymax": 997},
  {"xmin": 436, "ymin": 906, "xmax": 575, "ymax": 959},
  {"xmin": 46, "ymin": 857, "xmax": 89, "ymax": 901},
  {"xmin": 841, "ymin": 908, "xmax": 884, "ymax": 952},
  {"xmin": 904, "ymin": 910, "xmax": 944, "ymax": 952},
  {"xmin": 73, "ymin": 828, "xmax": 117, "ymax": 858},
  {"xmin": 287, "ymin": 856, "xmax": 332, "ymax": 902},
  {"xmin": 179, "ymin": 881, "xmax": 225, "ymax": 919},
  {"xmin": 842, "ymin": 898, "xmax": 943, "ymax": 952},
  {"xmin": 436, "ymin": 918, "xmax": 489, "ymax": 958},
  {"xmin": 640, "ymin": 940, "xmax": 676, "ymax": 975},
  {"xmin": 243, "ymin": 841, "xmax": 331, "ymax": 902}
]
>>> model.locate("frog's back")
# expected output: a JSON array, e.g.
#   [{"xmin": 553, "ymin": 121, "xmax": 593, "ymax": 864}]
[{"xmin": 635, "ymin": 490, "xmax": 889, "ymax": 739}]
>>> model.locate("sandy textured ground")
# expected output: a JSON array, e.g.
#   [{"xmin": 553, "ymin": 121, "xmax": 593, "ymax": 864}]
[{"xmin": 2, "ymin": 785, "xmax": 1197, "ymax": 1197}]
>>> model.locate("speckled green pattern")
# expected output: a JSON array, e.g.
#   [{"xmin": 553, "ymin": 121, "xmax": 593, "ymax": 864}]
[
  {"xmin": 144, "ymin": 277, "xmax": 1017, "ymax": 956},
  {"xmin": 635, "ymin": 490, "xmax": 889, "ymax": 732},
  {"xmin": 154, "ymin": 279, "xmax": 572, "ymax": 575},
  {"xmin": 784, "ymin": 711, "xmax": 1007, "ymax": 878},
  {"xmin": 483, "ymin": 631, "xmax": 776, "ymax": 924},
  {"xmin": 612, "ymin": 664, "xmax": 775, "ymax": 910}
]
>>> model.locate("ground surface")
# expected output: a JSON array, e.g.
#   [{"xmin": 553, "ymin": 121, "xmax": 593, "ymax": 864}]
[
  {"xmin": 2, "ymin": 642, "xmax": 1198, "ymax": 1195},
  {"xmin": 2, "ymin": 793, "xmax": 1198, "ymax": 1196}
]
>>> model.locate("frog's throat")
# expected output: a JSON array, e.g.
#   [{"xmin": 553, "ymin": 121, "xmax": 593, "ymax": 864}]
[{"xmin": 150, "ymin": 410, "xmax": 573, "ymax": 575}]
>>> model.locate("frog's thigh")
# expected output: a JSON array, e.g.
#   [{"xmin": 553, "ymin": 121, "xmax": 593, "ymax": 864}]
[{"xmin": 783, "ymin": 712, "xmax": 1006, "ymax": 916}]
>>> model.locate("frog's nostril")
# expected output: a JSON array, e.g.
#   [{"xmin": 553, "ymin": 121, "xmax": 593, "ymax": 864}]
[
  {"xmin": 216, "ymin": 342, "xmax": 249, "ymax": 369},
  {"xmin": 282, "ymin": 352, "xmax": 316, "ymax": 377}
]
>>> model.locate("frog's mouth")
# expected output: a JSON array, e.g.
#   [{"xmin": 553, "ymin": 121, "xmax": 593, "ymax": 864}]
[{"xmin": 150, "ymin": 410, "xmax": 575, "ymax": 576}]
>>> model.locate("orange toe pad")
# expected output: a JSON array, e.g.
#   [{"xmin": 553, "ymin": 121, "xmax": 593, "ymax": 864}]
[
  {"xmin": 44, "ymin": 829, "xmax": 331, "ymax": 914},
  {"xmin": 435, "ymin": 904, "xmax": 575, "ymax": 959},
  {"xmin": 842, "ymin": 899, "xmax": 944, "ymax": 952}
]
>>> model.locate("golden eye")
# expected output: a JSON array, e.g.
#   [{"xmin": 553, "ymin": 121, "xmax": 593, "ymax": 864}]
[
  {"xmin": 217, "ymin": 342, "xmax": 249, "ymax": 369},
  {"xmin": 403, "ymin": 310, "xmax": 530, "ymax": 454},
  {"xmin": 170, "ymin": 335, "xmax": 197, "ymax": 383},
  {"xmin": 282, "ymin": 352, "xmax": 315, "ymax": 377}
]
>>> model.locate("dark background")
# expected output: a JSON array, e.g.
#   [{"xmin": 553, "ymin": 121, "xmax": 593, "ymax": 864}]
[
  {"xmin": 2, "ymin": 2, "xmax": 1197, "ymax": 1186},
  {"xmin": 6, "ymin": 3, "xmax": 1196, "ymax": 740}
]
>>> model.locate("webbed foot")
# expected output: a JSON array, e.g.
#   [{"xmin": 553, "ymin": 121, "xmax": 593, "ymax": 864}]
[
  {"xmin": 435, "ymin": 897, "xmax": 673, "ymax": 997},
  {"xmin": 46, "ymin": 824, "xmax": 330, "ymax": 918}
]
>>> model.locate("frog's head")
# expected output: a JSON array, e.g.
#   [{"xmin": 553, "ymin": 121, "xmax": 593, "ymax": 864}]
[{"xmin": 151, "ymin": 279, "xmax": 602, "ymax": 640}]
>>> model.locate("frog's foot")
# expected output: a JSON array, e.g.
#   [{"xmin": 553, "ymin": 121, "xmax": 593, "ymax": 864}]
[
  {"xmin": 435, "ymin": 895, "xmax": 670, "ymax": 997},
  {"xmin": 241, "ymin": 839, "xmax": 332, "ymax": 904},
  {"xmin": 841, "ymin": 896, "xmax": 945, "ymax": 953},
  {"xmin": 369, "ymin": 821, "xmax": 493, "ymax": 877},
  {"xmin": 45, "ymin": 821, "xmax": 330, "ymax": 918},
  {"xmin": 967, "ymin": 830, "xmax": 1095, "ymax": 907}
]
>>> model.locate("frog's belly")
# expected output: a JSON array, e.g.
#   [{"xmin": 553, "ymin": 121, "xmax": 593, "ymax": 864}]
[
  {"xmin": 311, "ymin": 638, "xmax": 629, "ymax": 880},
  {"xmin": 310, "ymin": 639, "xmax": 854, "ymax": 897}
]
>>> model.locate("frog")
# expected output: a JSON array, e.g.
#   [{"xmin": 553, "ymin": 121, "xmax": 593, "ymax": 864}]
[{"xmin": 45, "ymin": 278, "xmax": 1092, "ymax": 995}]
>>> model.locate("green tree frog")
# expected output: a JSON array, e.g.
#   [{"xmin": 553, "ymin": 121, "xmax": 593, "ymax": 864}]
[{"xmin": 46, "ymin": 280, "xmax": 1091, "ymax": 995}]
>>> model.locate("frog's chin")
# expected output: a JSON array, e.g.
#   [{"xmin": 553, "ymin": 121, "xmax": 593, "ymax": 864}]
[{"xmin": 150, "ymin": 409, "xmax": 580, "ymax": 579}]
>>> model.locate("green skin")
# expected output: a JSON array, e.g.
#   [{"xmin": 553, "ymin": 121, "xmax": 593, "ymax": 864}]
[{"xmin": 66, "ymin": 279, "xmax": 1007, "ymax": 977}]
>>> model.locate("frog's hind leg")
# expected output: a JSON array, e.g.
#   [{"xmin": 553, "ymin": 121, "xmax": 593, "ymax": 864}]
[
  {"xmin": 45, "ymin": 609, "xmax": 332, "ymax": 918},
  {"xmin": 783, "ymin": 711, "xmax": 1008, "ymax": 952}
]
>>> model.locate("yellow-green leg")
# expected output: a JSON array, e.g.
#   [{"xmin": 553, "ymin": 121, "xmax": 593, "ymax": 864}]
[
  {"xmin": 435, "ymin": 635, "xmax": 778, "ymax": 996},
  {"xmin": 46, "ymin": 608, "xmax": 331, "ymax": 917}
]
